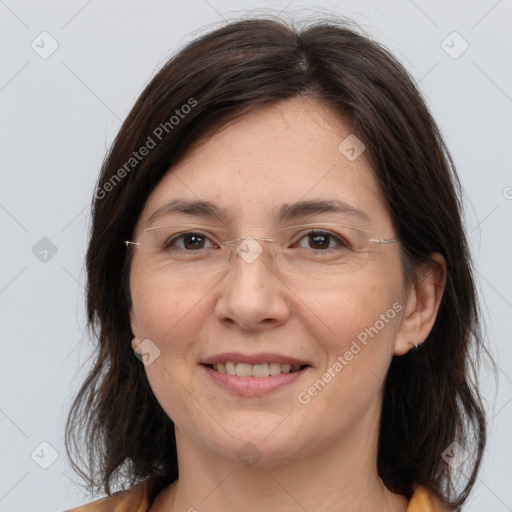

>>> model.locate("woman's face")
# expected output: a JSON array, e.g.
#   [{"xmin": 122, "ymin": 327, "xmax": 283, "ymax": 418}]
[{"xmin": 129, "ymin": 97, "xmax": 410, "ymax": 465}]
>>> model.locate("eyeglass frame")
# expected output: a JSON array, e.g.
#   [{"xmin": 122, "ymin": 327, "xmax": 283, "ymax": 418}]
[
  {"xmin": 125, "ymin": 222, "xmax": 397, "ymax": 248},
  {"xmin": 124, "ymin": 222, "xmax": 398, "ymax": 276}
]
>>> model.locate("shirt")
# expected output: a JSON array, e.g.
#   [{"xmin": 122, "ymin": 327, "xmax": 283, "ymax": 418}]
[{"xmin": 65, "ymin": 479, "xmax": 451, "ymax": 512}]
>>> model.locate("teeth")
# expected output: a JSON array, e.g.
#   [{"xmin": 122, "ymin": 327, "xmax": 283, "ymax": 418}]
[
  {"xmin": 225, "ymin": 361, "xmax": 236, "ymax": 376},
  {"xmin": 269, "ymin": 362, "xmax": 282, "ymax": 375},
  {"xmin": 212, "ymin": 362, "xmax": 303, "ymax": 377},
  {"xmin": 252, "ymin": 363, "xmax": 269, "ymax": 377},
  {"xmin": 236, "ymin": 363, "xmax": 252, "ymax": 377}
]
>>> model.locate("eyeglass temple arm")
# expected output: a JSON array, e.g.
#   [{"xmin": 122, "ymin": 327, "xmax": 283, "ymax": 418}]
[{"xmin": 369, "ymin": 238, "xmax": 397, "ymax": 245}]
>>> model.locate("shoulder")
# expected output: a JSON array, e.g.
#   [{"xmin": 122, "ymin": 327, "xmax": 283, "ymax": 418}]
[
  {"xmin": 408, "ymin": 486, "xmax": 457, "ymax": 512},
  {"xmin": 64, "ymin": 479, "xmax": 151, "ymax": 512}
]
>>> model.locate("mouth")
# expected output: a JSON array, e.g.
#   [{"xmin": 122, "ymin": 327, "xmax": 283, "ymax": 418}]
[
  {"xmin": 201, "ymin": 352, "xmax": 311, "ymax": 377},
  {"xmin": 200, "ymin": 353, "xmax": 311, "ymax": 396},
  {"xmin": 204, "ymin": 362, "xmax": 309, "ymax": 377}
]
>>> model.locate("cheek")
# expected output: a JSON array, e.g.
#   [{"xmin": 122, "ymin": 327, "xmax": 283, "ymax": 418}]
[
  {"xmin": 297, "ymin": 269, "xmax": 403, "ymax": 348},
  {"xmin": 129, "ymin": 271, "xmax": 207, "ymax": 422},
  {"xmin": 294, "ymin": 273, "xmax": 404, "ymax": 414},
  {"xmin": 295, "ymin": 282, "xmax": 403, "ymax": 422},
  {"xmin": 130, "ymin": 263, "xmax": 208, "ymax": 343}
]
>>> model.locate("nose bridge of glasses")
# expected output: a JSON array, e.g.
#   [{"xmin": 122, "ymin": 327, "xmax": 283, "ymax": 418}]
[
  {"xmin": 223, "ymin": 236, "xmax": 277, "ymax": 266},
  {"xmin": 218, "ymin": 236, "xmax": 276, "ymax": 264}
]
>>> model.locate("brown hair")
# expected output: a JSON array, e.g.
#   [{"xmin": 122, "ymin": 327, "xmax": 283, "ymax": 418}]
[{"xmin": 65, "ymin": 15, "xmax": 490, "ymax": 509}]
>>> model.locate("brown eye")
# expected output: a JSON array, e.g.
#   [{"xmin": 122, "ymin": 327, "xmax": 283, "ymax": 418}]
[
  {"xmin": 296, "ymin": 231, "xmax": 349, "ymax": 251},
  {"xmin": 165, "ymin": 232, "xmax": 215, "ymax": 251}
]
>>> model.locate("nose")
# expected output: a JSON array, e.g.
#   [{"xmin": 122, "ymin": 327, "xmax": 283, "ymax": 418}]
[{"xmin": 214, "ymin": 241, "xmax": 290, "ymax": 331}]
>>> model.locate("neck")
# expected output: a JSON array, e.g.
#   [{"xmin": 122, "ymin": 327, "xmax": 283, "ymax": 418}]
[{"xmin": 155, "ymin": 408, "xmax": 408, "ymax": 512}]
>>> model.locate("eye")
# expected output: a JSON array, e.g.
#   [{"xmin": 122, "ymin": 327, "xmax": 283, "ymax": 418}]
[
  {"xmin": 165, "ymin": 232, "xmax": 217, "ymax": 251},
  {"xmin": 294, "ymin": 230, "xmax": 350, "ymax": 251}
]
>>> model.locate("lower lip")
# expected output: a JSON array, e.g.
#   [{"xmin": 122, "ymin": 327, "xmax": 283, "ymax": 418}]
[{"xmin": 201, "ymin": 365, "xmax": 309, "ymax": 396}]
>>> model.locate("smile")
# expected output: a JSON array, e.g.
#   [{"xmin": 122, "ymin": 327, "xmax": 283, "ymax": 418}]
[
  {"xmin": 201, "ymin": 363, "xmax": 310, "ymax": 396},
  {"xmin": 207, "ymin": 362, "xmax": 306, "ymax": 377}
]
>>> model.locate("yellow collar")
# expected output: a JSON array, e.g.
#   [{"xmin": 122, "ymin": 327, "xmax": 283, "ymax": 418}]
[
  {"xmin": 408, "ymin": 486, "xmax": 450, "ymax": 511},
  {"xmin": 66, "ymin": 481, "xmax": 447, "ymax": 512}
]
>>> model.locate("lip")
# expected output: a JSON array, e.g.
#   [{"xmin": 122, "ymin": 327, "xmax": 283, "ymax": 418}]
[
  {"xmin": 201, "ymin": 364, "xmax": 310, "ymax": 396},
  {"xmin": 201, "ymin": 352, "xmax": 310, "ymax": 366}
]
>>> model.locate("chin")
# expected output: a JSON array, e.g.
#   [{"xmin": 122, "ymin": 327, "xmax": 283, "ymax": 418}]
[{"xmin": 190, "ymin": 417, "xmax": 311, "ymax": 467}]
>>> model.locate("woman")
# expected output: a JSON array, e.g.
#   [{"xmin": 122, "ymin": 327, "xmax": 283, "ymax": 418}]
[{"xmin": 65, "ymin": 16, "xmax": 487, "ymax": 512}]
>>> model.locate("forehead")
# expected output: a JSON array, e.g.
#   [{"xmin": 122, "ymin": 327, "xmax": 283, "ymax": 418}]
[{"xmin": 137, "ymin": 98, "xmax": 392, "ymax": 230}]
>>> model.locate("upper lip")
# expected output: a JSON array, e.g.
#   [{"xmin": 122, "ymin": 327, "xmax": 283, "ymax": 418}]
[{"xmin": 201, "ymin": 352, "xmax": 310, "ymax": 366}]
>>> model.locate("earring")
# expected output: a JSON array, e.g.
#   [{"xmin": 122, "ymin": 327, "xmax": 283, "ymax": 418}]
[{"xmin": 409, "ymin": 341, "xmax": 419, "ymax": 350}]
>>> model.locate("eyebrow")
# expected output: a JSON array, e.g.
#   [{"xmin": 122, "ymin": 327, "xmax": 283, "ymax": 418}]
[{"xmin": 146, "ymin": 198, "xmax": 372, "ymax": 226}]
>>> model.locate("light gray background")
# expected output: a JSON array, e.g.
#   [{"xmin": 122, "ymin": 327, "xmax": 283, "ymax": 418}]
[{"xmin": 0, "ymin": 1, "xmax": 511, "ymax": 510}]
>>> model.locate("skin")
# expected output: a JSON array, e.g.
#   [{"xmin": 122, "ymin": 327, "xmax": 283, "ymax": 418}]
[{"xmin": 128, "ymin": 97, "xmax": 446, "ymax": 512}]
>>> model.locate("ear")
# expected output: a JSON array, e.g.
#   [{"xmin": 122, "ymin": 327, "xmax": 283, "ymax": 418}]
[
  {"xmin": 394, "ymin": 253, "xmax": 446, "ymax": 356},
  {"xmin": 129, "ymin": 307, "xmax": 141, "ymax": 351}
]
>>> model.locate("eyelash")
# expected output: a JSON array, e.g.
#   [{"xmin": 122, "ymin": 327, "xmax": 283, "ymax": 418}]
[{"xmin": 164, "ymin": 230, "xmax": 350, "ymax": 251}]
